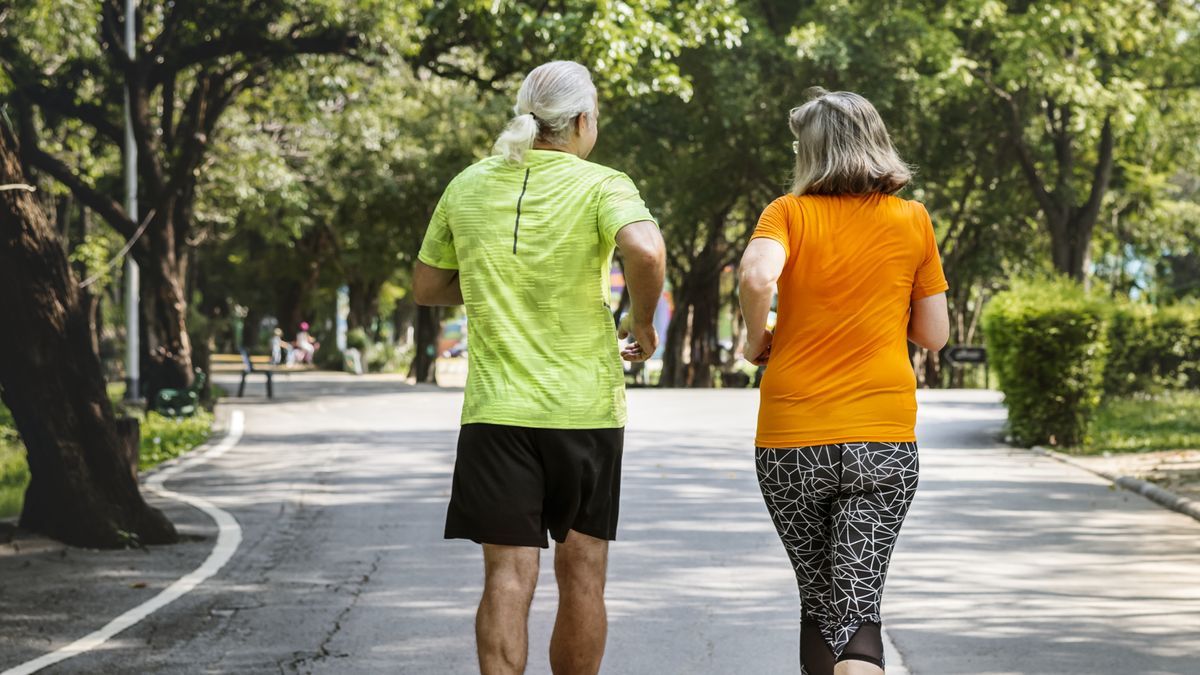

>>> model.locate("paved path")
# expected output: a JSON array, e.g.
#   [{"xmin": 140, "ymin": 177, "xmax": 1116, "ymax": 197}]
[{"xmin": 2, "ymin": 376, "xmax": 1199, "ymax": 674}]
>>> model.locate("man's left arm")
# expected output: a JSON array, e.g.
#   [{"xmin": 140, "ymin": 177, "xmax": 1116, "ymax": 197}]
[{"xmin": 413, "ymin": 261, "xmax": 464, "ymax": 306}]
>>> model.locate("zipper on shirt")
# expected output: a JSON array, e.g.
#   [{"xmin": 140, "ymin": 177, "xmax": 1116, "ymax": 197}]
[{"xmin": 513, "ymin": 168, "xmax": 531, "ymax": 254}]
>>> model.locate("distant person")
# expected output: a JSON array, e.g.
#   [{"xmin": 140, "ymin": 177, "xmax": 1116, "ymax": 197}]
[
  {"xmin": 292, "ymin": 322, "xmax": 318, "ymax": 365},
  {"xmin": 269, "ymin": 328, "xmax": 291, "ymax": 365},
  {"xmin": 414, "ymin": 60, "xmax": 665, "ymax": 675},
  {"xmin": 738, "ymin": 88, "xmax": 949, "ymax": 675}
]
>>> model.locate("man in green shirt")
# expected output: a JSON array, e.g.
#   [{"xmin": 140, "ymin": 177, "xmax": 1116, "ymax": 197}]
[{"xmin": 414, "ymin": 61, "xmax": 665, "ymax": 675}]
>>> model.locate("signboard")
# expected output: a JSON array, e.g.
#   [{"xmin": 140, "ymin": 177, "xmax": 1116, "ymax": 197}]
[{"xmin": 945, "ymin": 345, "xmax": 987, "ymax": 364}]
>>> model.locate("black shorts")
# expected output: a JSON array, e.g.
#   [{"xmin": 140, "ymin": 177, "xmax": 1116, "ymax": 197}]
[{"xmin": 444, "ymin": 423, "xmax": 624, "ymax": 548}]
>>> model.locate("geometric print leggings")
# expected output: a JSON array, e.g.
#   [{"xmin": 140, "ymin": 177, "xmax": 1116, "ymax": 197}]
[{"xmin": 756, "ymin": 442, "xmax": 919, "ymax": 674}]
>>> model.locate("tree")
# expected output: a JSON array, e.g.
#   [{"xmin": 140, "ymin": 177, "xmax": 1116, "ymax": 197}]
[
  {"xmin": 0, "ymin": 119, "xmax": 175, "ymax": 548},
  {"xmin": 946, "ymin": 0, "xmax": 1200, "ymax": 281},
  {"xmin": 1, "ymin": 0, "xmax": 370, "ymax": 399},
  {"xmin": 191, "ymin": 55, "xmax": 493, "ymax": 382}
]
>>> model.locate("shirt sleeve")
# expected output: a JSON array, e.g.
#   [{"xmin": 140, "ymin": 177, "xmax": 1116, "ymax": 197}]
[
  {"xmin": 417, "ymin": 185, "xmax": 458, "ymax": 270},
  {"xmin": 912, "ymin": 203, "xmax": 949, "ymax": 300},
  {"xmin": 750, "ymin": 197, "xmax": 792, "ymax": 260},
  {"xmin": 597, "ymin": 173, "xmax": 657, "ymax": 248}
]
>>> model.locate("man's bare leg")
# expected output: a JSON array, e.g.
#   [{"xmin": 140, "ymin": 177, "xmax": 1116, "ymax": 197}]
[
  {"xmin": 478, "ymin": 544, "xmax": 540, "ymax": 675},
  {"xmin": 549, "ymin": 530, "xmax": 609, "ymax": 675}
]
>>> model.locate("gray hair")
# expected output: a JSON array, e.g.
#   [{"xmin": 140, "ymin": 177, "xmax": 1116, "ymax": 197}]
[
  {"xmin": 789, "ymin": 88, "xmax": 912, "ymax": 196},
  {"xmin": 493, "ymin": 61, "xmax": 597, "ymax": 165}
]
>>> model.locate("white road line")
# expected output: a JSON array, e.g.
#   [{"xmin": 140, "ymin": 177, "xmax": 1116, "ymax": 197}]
[{"xmin": 3, "ymin": 410, "xmax": 246, "ymax": 675}]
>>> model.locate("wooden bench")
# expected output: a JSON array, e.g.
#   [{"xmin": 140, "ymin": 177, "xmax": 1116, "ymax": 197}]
[
  {"xmin": 210, "ymin": 352, "xmax": 315, "ymax": 398},
  {"xmin": 210, "ymin": 350, "xmax": 280, "ymax": 398}
]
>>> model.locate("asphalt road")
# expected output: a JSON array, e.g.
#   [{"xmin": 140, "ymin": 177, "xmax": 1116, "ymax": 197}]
[{"xmin": 2, "ymin": 375, "xmax": 1199, "ymax": 674}]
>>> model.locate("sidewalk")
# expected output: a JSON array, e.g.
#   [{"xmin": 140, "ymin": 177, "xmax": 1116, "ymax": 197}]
[{"xmin": 885, "ymin": 391, "xmax": 1200, "ymax": 674}]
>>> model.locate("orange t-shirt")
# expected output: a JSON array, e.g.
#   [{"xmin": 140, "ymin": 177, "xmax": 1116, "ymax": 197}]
[{"xmin": 751, "ymin": 193, "xmax": 948, "ymax": 448}]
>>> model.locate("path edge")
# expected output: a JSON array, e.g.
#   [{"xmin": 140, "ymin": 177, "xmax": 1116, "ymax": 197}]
[
  {"xmin": 1030, "ymin": 445, "xmax": 1200, "ymax": 523},
  {"xmin": 0, "ymin": 410, "xmax": 246, "ymax": 675},
  {"xmin": 881, "ymin": 625, "xmax": 909, "ymax": 674}
]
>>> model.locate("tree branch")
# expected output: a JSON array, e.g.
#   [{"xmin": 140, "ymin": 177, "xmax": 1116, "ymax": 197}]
[
  {"xmin": 17, "ymin": 84, "xmax": 123, "ymax": 143},
  {"xmin": 1048, "ymin": 100, "xmax": 1073, "ymax": 197},
  {"xmin": 16, "ymin": 107, "xmax": 135, "ymax": 239},
  {"xmin": 1074, "ymin": 116, "xmax": 1115, "ymax": 232},
  {"xmin": 150, "ymin": 29, "xmax": 361, "ymax": 88},
  {"xmin": 974, "ymin": 68, "xmax": 1057, "ymax": 218}
]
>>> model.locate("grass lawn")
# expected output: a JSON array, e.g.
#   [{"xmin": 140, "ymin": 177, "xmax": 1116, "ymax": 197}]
[
  {"xmin": 0, "ymin": 386, "xmax": 217, "ymax": 519},
  {"xmin": 0, "ymin": 401, "xmax": 28, "ymax": 519},
  {"xmin": 1080, "ymin": 390, "xmax": 1200, "ymax": 455}
]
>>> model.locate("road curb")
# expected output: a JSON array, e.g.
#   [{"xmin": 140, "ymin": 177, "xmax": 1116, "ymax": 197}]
[{"xmin": 1030, "ymin": 445, "xmax": 1200, "ymax": 523}]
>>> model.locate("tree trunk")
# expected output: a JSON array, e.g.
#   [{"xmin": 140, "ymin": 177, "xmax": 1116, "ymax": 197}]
[
  {"xmin": 1049, "ymin": 213, "xmax": 1094, "ymax": 283},
  {"xmin": 409, "ymin": 305, "xmax": 441, "ymax": 384},
  {"xmin": 276, "ymin": 282, "xmax": 306, "ymax": 341},
  {"xmin": 135, "ymin": 226, "xmax": 194, "ymax": 402},
  {"xmin": 660, "ymin": 286, "xmax": 690, "ymax": 388},
  {"xmin": 0, "ymin": 124, "xmax": 175, "ymax": 548},
  {"xmin": 348, "ymin": 280, "xmax": 382, "ymax": 333},
  {"xmin": 240, "ymin": 306, "xmax": 262, "ymax": 351},
  {"xmin": 659, "ymin": 250, "xmax": 723, "ymax": 388},
  {"xmin": 393, "ymin": 299, "xmax": 416, "ymax": 346},
  {"xmin": 685, "ymin": 268, "xmax": 721, "ymax": 388}
]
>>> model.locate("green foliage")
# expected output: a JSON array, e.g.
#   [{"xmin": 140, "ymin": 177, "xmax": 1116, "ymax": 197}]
[
  {"xmin": 1085, "ymin": 391, "xmax": 1200, "ymax": 455},
  {"xmin": 982, "ymin": 279, "xmax": 1109, "ymax": 447},
  {"xmin": 0, "ymin": 444, "xmax": 28, "ymax": 519},
  {"xmin": 1104, "ymin": 302, "xmax": 1200, "ymax": 396},
  {"xmin": 1102, "ymin": 301, "xmax": 1159, "ymax": 396},
  {"xmin": 137, "ymin": 411, "xmax": 215, "ymax": 471},
  {"xmin": 345, "ymin": 328, "xmax": 370, "ymax": 352},
  {"xmin": 408, "ymin": 1, "xmax": 748, "ymax": 99},
  {"xmin": 0, "ymin": 402, "xmax": 29, "ymax": 519}
]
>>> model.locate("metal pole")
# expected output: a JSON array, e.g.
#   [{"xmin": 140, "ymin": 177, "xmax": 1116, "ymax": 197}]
[{"xmin": 123, "ymin": 0, "xmax": 140, "ymax": 401}]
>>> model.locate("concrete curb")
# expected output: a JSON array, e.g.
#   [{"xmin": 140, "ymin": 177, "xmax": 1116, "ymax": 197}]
[{"xmin": 1030, "ymin": 445, "xmax": 1200, "ymax": 523}]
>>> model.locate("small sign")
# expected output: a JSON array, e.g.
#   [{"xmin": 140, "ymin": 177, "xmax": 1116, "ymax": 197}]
[{"xmin": 946, "ymin": 345, "xmax": 987, "ymax": 364}]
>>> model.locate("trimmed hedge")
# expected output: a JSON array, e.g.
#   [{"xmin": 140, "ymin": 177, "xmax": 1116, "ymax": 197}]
[
  {"xmin": 982, "ymin": 280, "xmax": 1108, "ymax": 447},
  {"xmin": 984, "ymin": 281, "xmax": 1200, "ymax": 448},
  {"xmin": 1104, "ymin": 302, "xmax": 1200, "ymax": 395}
]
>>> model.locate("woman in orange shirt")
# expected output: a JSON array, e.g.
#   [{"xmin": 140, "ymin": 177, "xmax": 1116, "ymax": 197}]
[{"xmin": 738, "ymin": 88, "xmax": 949, "ymax": 675}]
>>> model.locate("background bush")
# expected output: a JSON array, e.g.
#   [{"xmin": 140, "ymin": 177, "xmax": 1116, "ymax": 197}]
[
  {"xmin": 982, "ymin": 279, "xmax": 1109, "ymax": 447},
  {"xmin": 1103, "ymin": 302, "xmax": 1160, "ymax": 397},
  {"xmin": 1104, "ymin": 302, "xmax": 1200, "ymax": 396}
]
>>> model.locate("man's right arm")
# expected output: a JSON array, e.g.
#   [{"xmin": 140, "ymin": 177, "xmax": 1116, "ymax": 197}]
[
  {"xmin": 413, "ymin": 260, "xmax": 464, "ymax": 306},
  {"xmin": 615, "ymin": 220, "xmax": 665, "ymax": 361}
]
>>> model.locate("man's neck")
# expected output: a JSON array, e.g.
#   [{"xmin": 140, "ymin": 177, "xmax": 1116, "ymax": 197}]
[{"xmin": 532, "ymin": 141, "xmax": 580, "ymax": 157}]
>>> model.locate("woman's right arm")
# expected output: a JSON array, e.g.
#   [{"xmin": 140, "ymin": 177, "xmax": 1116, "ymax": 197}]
[
  {"xmin": 908, "ymin": 292, "xmax": 949, "ymax": 352},
  {"xmin": 739, "ymin": 239, "xmax": 786, "ymax": 363}
]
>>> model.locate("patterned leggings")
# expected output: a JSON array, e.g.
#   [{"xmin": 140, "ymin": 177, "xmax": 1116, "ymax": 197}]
[{"xmin": 756, "ymin": 442, "xmax": 919, "ymax": 674}]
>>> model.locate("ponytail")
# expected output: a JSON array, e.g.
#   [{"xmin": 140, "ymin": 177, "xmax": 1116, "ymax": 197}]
[
  {"xmin": 492, "ymin": 61, "xmax": 597, "ymax": 166},
  {"xmin": 493, "ymin": 112, "xmax": 539, "ymax": 165}
]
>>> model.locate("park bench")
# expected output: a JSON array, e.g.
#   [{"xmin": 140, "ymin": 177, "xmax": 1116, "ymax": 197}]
[
  {"xmin": 153, "ymin": 368, "xmax": 207, "ymax": 417},
  {"xmin": 210, "ymin": 350, "xmax": 315, "ymax": 398},
  {"xmin": 234, "ymin": 349, "xmax": 275, "ymax": 398}
]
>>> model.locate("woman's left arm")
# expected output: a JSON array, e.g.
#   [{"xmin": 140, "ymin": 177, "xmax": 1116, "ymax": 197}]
[{"xmin": 739, "ymin": 239, "xmax": 786, "ymax": 363}]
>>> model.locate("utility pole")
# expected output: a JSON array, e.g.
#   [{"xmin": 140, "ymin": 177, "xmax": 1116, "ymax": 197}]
[{"xmin": 123, "ymin": 0, "xmax": 140, "ymax": 401}]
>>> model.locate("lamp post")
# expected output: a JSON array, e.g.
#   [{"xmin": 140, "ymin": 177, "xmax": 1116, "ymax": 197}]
[{"xmin": 123, "ymin": 0, "xmax": 140, "ymax": 401}]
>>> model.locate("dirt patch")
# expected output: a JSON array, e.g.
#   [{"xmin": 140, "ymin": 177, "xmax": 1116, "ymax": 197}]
[{"xmin": 1070, "ymin": 449, "xmax": 1200, "ymax": 501}]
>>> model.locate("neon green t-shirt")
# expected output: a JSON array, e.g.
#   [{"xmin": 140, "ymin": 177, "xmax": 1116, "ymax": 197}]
[{"xmin": 418, "ymin": 149, "xmax": 656, "ymax": 429}]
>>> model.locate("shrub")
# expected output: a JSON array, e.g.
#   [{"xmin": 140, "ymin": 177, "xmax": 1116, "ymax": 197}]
[
  {"xmin": 1103, "ymin": 302, "xmax": 1159, "ymax": 397},
  {"xmin": 1104, "ymin": 301, "xmax": 1200, "ymax": 396},
  {"xmin": 1155, "ymin": 303, "xmax": 1200, "ymax": 390},
  {"xmin": 345, "ymin": 328, "xmax": 370, "ymax": 352},
  {"xmin": 982, "ymin": 279, "xmax": 1108, "ymax": 447}
]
